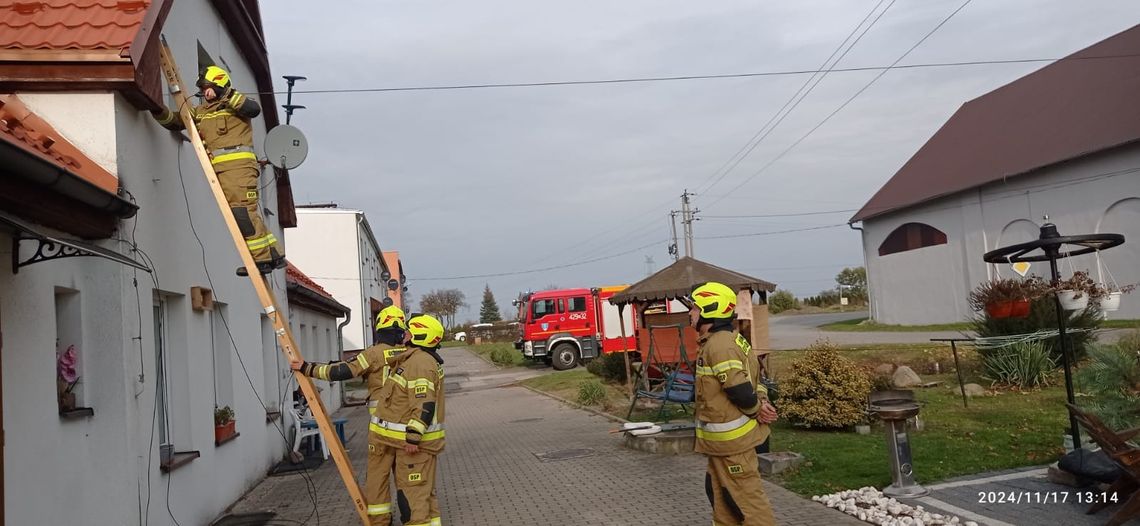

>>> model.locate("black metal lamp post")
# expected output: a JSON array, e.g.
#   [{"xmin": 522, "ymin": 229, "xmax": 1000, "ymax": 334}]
[{"xmin": 982, "ymin": 222, "xmax": 1124, "ymax": 450}]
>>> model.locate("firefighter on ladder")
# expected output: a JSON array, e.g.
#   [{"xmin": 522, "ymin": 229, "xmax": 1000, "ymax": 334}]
[
  {"xmin": 689, "ymin": 282, "xmax": 778, "ymax": 526},
  {"xmin": 151, "ymin": 62, "xmax": 285, "ymax": 275},
  {"xmin": 292, "ymin": 310, "xmax": 446, "ymax": 526}
]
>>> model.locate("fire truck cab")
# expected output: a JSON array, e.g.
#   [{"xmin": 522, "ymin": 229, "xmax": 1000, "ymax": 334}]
[{"xmin": 513, "ymin": 286, "xmax": 637, "ymax": 370}]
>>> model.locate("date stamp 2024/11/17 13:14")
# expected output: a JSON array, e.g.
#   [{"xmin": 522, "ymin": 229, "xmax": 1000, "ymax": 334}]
[{"xmin": 977, "ymin": 491, "xmax": 1121, "ymax": 505}]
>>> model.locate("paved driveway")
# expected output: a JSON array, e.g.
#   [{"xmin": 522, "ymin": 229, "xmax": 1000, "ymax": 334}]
[
  {"xmin": 229, "ymin": 347, "xmax": 865, "ymax": 525},
  {"xmin": 769, "ymin": 311, "xmax": 966, "ymax": 349}
]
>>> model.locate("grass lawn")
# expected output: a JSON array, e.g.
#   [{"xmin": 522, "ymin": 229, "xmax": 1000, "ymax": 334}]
[
  {"xmin": 523, "ymin": 343, "xmax": 1076, "ymax": 497},
  {"xmin": 768, "ymin": 376, "xmax": 1068, "ymax": 496},
  {"xmin": 467, "ymin": 342, "xmax": 528, "ymax": 367},
  {"xmin": 818, "ymin": 317, "xmax": 973, "ymax": 332},
  {"xmin": 1101, "ymin": 319, "xmax": 1140, "ymax": 329}
]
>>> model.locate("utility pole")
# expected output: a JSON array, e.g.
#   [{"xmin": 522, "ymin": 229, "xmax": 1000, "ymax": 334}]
[
  {"xmin": 668, "ymin": 211, "xmax": 680, "ymax": 261},
  {"xmin": 680, "ymin": 189, "xmax": 699, "ymax": 258}
]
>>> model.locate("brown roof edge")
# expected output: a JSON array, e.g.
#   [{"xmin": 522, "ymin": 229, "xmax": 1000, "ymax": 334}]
[
  {"xmin": 127, "ymin": 0, "xmax": 175, "ymax": 111},
  {"xmin": 850, "ymin": 136, "xmax": 1140, "ymax": 223}
]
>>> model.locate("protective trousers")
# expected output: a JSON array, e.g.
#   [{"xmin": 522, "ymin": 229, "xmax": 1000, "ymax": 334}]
[
  {"xmin": 706, "ymin": 451, "xmax": 775, "ymax": 526},
  {"xmin": 217, "ymin": 165, "xmax": 279, "ymax": 263},
  {"xmin": 367, "ymin": 439, "xmax": 441, "ymax": 526}
]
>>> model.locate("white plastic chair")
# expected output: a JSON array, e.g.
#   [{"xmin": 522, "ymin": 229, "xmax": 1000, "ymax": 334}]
[{"xmin": 290, "ymin": 403, "xmax": 329, "ymax": 460}]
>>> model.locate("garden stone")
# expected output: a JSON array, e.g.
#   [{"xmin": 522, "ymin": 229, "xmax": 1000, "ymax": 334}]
[
  {"xmin": 959, "ymin": 383, "xmax": 986, "ymax": 398},
  {"xmin": 892, "ymin": 366, "xmax": 923, "ymax": 388},
  {"xmin": 757, "ymin": 451, "xmax": 804, "ymax": 474},
  {"xmin": 874, "ymin": 363, "xmax": 895, "ymax": 376}
]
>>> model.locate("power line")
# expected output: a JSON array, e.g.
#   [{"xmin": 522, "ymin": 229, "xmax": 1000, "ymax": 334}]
[
  {"xmin": 694, "ymin": 0, "xmax": 897, "ymax": 197},
  {"xmin": 409, "ymin": 238, "xmax": 670, "ymax": 281},
  {"xmin": 697, "ymin": 223, "xmax": 849, "ymax": 241},
  {"xmin": 702, "ymin": 209, "xmax": 857, "ymax": 219},
  {"xmin": 705, "ymin": 0, "xmax": 978, "ymax": 208},
  {"xmin": 261, "ymin": 54, "xmax": 1140, "ymax": 96}
]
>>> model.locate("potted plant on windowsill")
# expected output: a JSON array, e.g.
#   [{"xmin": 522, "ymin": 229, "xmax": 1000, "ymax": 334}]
[
  {"xmin": 214, "ymin": 406, "xmax": 236, "ymax": 444},
  {"xmin": 56, "ymin": 345, "xmax": 80, "ymax": 412}
]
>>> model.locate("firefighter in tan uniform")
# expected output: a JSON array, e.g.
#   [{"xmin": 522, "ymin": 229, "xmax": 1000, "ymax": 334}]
[
  {"xmin": 689, "ymin": 282, "xmax": 778, "ymax": 526},
  {"xmin": 290, "ymin": 305, "xmax": 410, "ymax": 524},
  {"xmin": 375, "ymin": 313, "xmax": 447, "ymax": 526},
  {"xmin": 152, "ymin": 64, "xmax": 285, "ymax": 275}
]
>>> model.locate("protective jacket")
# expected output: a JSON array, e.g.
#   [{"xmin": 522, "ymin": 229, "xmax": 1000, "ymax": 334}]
[
  {"xmin": 153, "ymin": 88, "xmax": 261, "ymax": 171},
  {"xmin": 374, "ymin": 347, "xmax": 446, "ymax": 453},
  {"xmin": 299, "ymin": 342, "xmax": 405, "ymax": 414},
  {"xmin": 694, "ymin": 329, "xmax": 770, "ymax": 456}
]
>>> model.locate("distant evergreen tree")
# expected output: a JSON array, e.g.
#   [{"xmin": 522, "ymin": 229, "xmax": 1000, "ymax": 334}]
[{"xmin": 479, "ymin": 284, "xmax": 502, "ymax": 323}]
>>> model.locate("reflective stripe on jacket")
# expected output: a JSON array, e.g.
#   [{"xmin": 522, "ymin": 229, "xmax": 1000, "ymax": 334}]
[{"xmin": 375, "ymin": 347, "xmax": 446, "ymax": 453}]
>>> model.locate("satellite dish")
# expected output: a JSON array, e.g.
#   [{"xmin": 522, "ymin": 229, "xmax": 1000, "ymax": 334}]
[
  {"xmin": 387, "ymin": 279, "xmax": 400, "ymax": 291},
  {"xmin": 264, "ymin": 124, "xmax": 308, "ymax": 169}
]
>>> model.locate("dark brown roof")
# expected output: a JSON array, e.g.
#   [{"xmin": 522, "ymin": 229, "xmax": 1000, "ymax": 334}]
[
  {"xmin": 608, "ymin": 256, "xmax": 776, "ymax": 305},
  {"xmin": 852, "ymin": 24, "xmax": 1140, "ymax": 223}
]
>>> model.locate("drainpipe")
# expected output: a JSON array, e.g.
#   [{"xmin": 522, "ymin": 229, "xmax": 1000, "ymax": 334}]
[
  {"xmin": 848, "ymin": 222, "xmax": 874, "ymax": 321},
  {"xmin": 337, "ymin": 308, "xmax": 354, "ymax": 407}
]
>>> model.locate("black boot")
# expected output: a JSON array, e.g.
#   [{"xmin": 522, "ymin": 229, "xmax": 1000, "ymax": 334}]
[{"xmin": 235, "ymin": 259, "xmax": 282, "ymax": 277}]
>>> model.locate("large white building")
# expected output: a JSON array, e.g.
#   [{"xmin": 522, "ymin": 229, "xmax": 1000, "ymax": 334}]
[
  {"xmin": 0, "ymin": 1, "xmax": 316, "ymax": 524},
  {"xmin": 852, "ymin": 25, "xmax": 1140, "ymax": 325},
  {"xmin": 287, "ymin": 206, "xmax": 398, "ymax": 353}
]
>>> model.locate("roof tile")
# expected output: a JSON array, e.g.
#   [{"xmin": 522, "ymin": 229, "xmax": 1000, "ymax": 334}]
[
  {"xmin": 0, "ymin": 0, "xmax": 150, "ymax": 51},
  {"xmin": 0, "ymin": 94, "xmax": 119, "ymax": 194}
]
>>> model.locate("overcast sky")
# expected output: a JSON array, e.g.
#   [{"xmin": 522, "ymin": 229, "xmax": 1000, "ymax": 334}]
[{"xmin": 261, "ymin": 0, "xmax": 1140, "ymax": 321}]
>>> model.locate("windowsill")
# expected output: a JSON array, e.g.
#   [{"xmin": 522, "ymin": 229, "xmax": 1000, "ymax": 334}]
[
  {"xmin": 215, "ymin": 432, "xmax": 240, "ymax": 447},
  {"xmin": 160, "ymin": 451, "xmax": 200, "ymax": 473},
  {"xmin": 59, "ymin": 407, "xmax": 94, "ymax": 419},
  {"xmin": 265, "ymin": 410, "xmax": 281, "ymax": 423}
]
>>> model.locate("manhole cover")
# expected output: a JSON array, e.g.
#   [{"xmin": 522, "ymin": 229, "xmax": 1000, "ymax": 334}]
[
  {"xmin": 509, "ymin": 417, "xmax": 545, "ymax": 424},
  {"xmin": 534, "ymin": 448, "xmax": 596, "ymax": 462}
]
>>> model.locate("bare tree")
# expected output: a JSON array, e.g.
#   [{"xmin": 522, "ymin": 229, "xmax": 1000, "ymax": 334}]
[{"xmin": 419, "ymin": 288, "xmax": 467, "ymax": 329}]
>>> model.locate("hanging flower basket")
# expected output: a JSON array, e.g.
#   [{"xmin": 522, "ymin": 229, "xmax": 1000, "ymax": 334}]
[
  {"xmin": 1056, "ymin": 290, "xmax": 1088, "ymax": 311},
  {"xmin": 1009, "ymin": 299, "xmax": 1031, "ymax": 318},
  {"xmin": 1099, "ymin": 291, "xmax": 1122, "ymax": 312},
  {"xmin": 985, "ymin": 301, "xmax": 1013, "ymax": 319}
]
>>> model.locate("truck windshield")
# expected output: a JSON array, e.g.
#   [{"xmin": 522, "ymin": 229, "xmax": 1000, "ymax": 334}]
[{"xmin": 530, "ymin": 299, "xmax": 556, "ymax": 321}]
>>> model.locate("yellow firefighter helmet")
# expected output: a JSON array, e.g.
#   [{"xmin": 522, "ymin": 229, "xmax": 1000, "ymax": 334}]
[
  {"xmin": 407, "ymin": 314, "xmax": 445, "ymax": 348},
  {"xmin": 375, "ymin": 305, "xmax": 407, "ymax": 331},
  {"xmin": 690, "ymin": 281, "xmax": 737, "ymax": 319}
]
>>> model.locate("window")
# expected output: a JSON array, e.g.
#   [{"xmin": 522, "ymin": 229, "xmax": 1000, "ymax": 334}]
[
  {"xmin": 154, "ymin": 293, "xmax": 192, "ymax": 460},
  {"xmin": 878, "ymin": 222, "xmax": 948, "ymax": 256},
  {"xmin": 153, "ymin": 298, "xmax": 171, "ymax": 449},
  {"xmin": 557, "ymin": 299, "xmax": 565, "ymax": 313},
  {"xmin": 531, "ymin": 299, "xmax": 556, "ymax": 320},
  {"xmin": 261, "ymin": 314, "xmax": 282, "ymax": 417},
  {"xmin": 211, "ymin": 304, "xmax": 234, "ymax": 413},
  {"xmin": 568, "ymin": 297, "xmax": 588, "ymax": 312},
  {"xmin": 55, "ymin": 287, "xmax": 86, "ymax": 414}
]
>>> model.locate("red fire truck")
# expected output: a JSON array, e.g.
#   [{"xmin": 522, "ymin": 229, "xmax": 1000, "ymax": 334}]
[{"xmin": 513, "ymin": 286, "xmax": 638, "ymax": 370}]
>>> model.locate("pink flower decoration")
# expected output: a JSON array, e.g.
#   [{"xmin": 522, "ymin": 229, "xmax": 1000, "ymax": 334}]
[{"xmin": 57, "ymin": 345, "xmax": 79, "ymax": 384}]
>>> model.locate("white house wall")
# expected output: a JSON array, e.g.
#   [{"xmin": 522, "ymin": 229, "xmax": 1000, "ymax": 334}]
[
  {"xmin": 289, "ymin": 209, "xmax": 388, "ymax": 352},
  {"xmin": 863, "ymin": 145, "xmax": 1140, "ymax": 324},
  {"xmin": 289, "ymin": 304, "xmax": 343, "ymax": 412},
  {"xmin": 1, "ymin": 2, "xmax": 297, "ymax": 525}
]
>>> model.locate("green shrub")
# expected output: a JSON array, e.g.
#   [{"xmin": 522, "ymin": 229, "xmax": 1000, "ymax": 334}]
[
  {"xmin": 489, "ymin": 346, "xmax": 523, "ymax": 366},
  {"xmin": 980, "ymin": 340, "xmax": 1056, "ymax": 388},
  {"xmin": 586, "ymin": 352, "xmax": 629, "ymax": 382},
  {"xmin": 576, "ymin": 379, "xmax": 607, "ymax": 406},
  {"xmin": 1076, "ymin": 333, "xmax": 1140, "ymax": 429},
  {"xmin": 768, "ymin": 290, "xmax": 798, "ymax": 314},
  {"xmin": 778, "ymin": 341, "xmax": 872, "ymax": 429},
  {"xmin": 970, "ymin": 297, "xmax": 1101, "ymax": 363}
]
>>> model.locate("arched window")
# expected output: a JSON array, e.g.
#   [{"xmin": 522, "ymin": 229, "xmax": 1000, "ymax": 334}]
[{"xmin": 878, "ymin": 222, "xmax": 947, "ymax": 256}]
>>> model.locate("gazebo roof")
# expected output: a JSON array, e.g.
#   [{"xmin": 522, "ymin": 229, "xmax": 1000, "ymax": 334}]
[{"xmin": 609, "ymin": 256, "xmax": 776, "ymax": 306}]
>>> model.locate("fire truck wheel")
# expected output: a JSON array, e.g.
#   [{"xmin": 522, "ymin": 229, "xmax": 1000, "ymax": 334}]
[{"xmin": 550, "ymin": 343, "xmax": 580, "ymax": 370}]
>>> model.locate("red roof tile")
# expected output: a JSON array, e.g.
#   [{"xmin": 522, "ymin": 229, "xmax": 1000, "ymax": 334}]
[
  {"xmin": 0, "ymin": 94, "xmax": 118, "ymax": 193},
  {"xmin": 853, "ymin": 24, "xmax": 1140, "ymax": 222},
  {"xmin": 285, "ymin": 261, "xmax": 336, "ymax": 301},
  {"xmin": 0, "ymin": 1, "xmax": 150, "ymax": 51}
]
